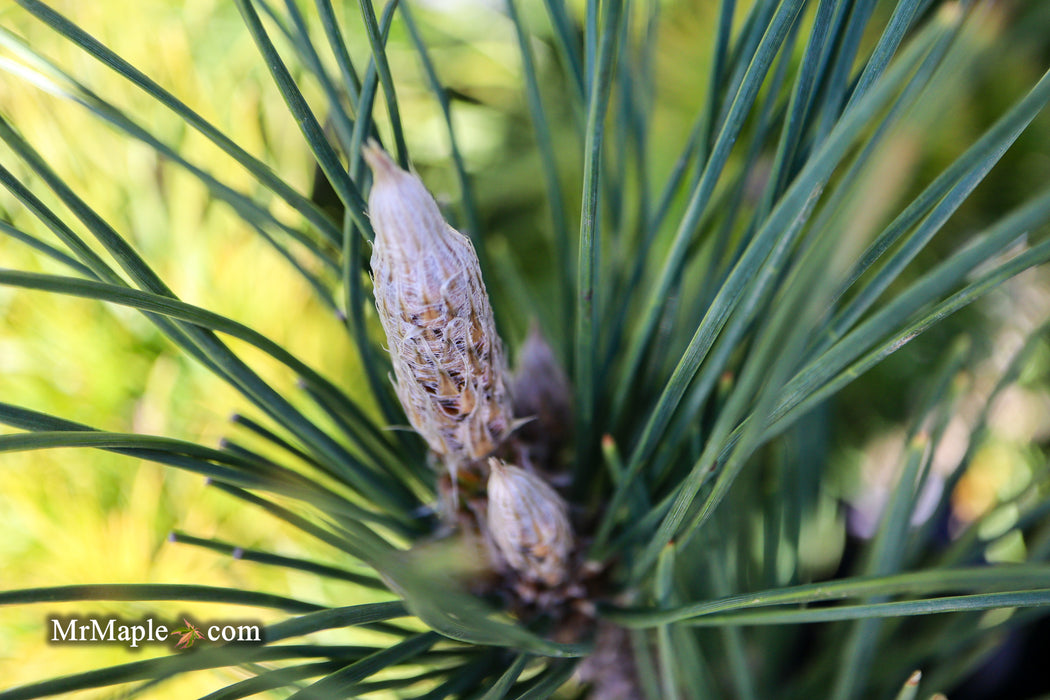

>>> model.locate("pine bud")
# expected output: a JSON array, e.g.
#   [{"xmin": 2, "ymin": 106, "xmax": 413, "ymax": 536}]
[
  {"xmin": 511, "ymin": 323, "xmax": 573, "ymax": 464},
  {"xmin": 486, "ymin": 458, "xmax": 574, "ymax": 586},
  {"xmin": 364, "ymin": 142, "xmax": 513, "ymax": 463}
]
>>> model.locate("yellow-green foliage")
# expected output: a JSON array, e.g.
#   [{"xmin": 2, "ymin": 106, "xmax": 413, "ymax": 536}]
[{"xmin": 0, "ymin": 1, "xmax": 381, "ymax": 694}]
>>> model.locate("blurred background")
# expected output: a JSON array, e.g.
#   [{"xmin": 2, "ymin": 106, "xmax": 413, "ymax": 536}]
[{"xmin": 2, "ymin": 0, "xmax": 1050, "ymax": 695}]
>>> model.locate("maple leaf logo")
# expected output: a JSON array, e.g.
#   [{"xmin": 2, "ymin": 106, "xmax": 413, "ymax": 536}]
[{"xmin": 169, "ymin": 619, "xmax": 204, "ymax": 650}]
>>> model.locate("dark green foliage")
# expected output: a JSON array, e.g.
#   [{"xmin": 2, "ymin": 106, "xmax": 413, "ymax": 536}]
[{"xmin": 3, "ymin": 0, "xmax": 1050, "ymax": 697}]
